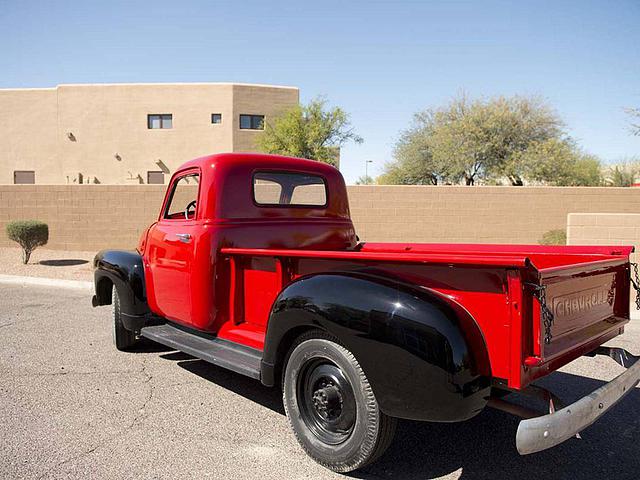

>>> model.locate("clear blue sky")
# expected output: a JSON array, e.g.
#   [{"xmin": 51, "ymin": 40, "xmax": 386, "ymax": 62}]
[{"xmin": 1, "ymin": 0, "xmax": 639, "ymax": 183}]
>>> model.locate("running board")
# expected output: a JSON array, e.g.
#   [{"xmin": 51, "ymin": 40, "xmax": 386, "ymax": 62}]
[{"xmin": 140, "ymin": 324, "xmax": 262, "ymax": 379}]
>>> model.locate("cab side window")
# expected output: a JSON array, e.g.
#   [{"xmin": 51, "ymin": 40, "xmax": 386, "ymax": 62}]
[{"xmin": 164, "ymin": 173, "xmax": 200, "ymax": 220}]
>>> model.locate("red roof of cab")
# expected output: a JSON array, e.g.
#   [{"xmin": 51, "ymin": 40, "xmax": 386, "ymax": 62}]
[{"xmin": 172, "ymin": 152, "xmax": 351, "ymax": 221}]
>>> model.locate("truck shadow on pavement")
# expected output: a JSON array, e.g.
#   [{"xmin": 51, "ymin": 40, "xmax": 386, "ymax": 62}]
[
  {"xmin": 131, "ymin": 338, "xmax": 176, "ymax": 353},
  {"xmin": 171, "ymin": 356, "xmax": 285, "ymax": 414},
  {"xmin": 362, "ymin": 372, "xmax": 640, "ymax": 480},
  {"xmin": 163, "ymin": 355, "xmax": 640, "ymax": 480}
]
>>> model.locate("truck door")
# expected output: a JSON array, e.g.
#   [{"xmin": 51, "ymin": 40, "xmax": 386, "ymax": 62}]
[{"xmin": 145, "ymin": 169, "xmax": 200, "ymax": 326}]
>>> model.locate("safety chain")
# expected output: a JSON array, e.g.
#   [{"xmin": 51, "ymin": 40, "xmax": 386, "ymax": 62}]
[
  {"xmin": 527, "ymin": 283, "xmax": 555, "ymax": 345},
  {"xmin": 630, "ymin": 263, "xmax": 640, "ymax": 311}
]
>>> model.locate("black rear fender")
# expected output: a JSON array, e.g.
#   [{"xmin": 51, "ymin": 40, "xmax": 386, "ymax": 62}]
[
  {"xmin": 93, "ymin": 250, "xmax": 149, "ymax": 319},
  {"xmin": 261, "ymin": 272, "xmax": 491, "ymax": 422}
]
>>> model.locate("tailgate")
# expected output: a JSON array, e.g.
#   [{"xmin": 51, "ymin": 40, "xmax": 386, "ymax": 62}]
[{"xmin": 536, "ymin": 258, "xmax": 631, "ymax": 362}]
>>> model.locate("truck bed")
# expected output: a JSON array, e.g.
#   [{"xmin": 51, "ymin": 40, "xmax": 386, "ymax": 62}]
[{"xmin": 221, "ymin": 243, "xmax": 634, "ymax": 389}]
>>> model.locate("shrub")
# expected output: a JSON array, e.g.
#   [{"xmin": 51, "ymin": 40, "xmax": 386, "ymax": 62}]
[
  {"xmin": 539, "ymin": 229, "xmax": 566, "ymax": 246},
  {"xmin": 6, "ymin": 220, "xmax": 49, "ymax": 264}
]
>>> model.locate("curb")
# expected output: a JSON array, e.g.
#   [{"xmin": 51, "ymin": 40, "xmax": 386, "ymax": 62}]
[{"xmin": 0, "ymin": 274, "xmax": 93, "ymax": 291}]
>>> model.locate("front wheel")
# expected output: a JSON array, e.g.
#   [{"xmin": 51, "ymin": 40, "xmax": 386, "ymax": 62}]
[
  {"xmin": 112, "ymin": 286, "xmax": 137, "ymax": 351},
  {"xmin": 282, "ymin": 331, "xmax": 397, "ymax": 472}
]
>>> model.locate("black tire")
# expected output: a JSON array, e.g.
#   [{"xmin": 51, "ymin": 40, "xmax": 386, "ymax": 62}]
[
  {"xmin": 282, "ymin": 330, "xmax": 397, "ymax": 472},
  {"xmin": 112, "ymin": 286, "xmax": 137, "ymax": 351}
]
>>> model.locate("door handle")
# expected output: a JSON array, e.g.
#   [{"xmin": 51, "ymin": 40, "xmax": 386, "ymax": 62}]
[{"xmin": 175, "ymin": 233, "xmax": 191, "ymax": 243}]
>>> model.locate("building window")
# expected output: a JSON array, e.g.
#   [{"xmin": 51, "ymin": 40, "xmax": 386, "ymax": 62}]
[
  {"xmin": 147, "ymin": 171, "xmax": 165, "ymax": 184},
  {"xmin": 211, "ymin": 113, "xmax": 222, "ymax": 124},
  {"xmin": 14, "ymin": 171, "xmax": 35, "ymax": 184},
  {"xmin": 239, "ymin": 114, "xmax": 264, "ymax": 130},
  {"xmin": 147, "ymin": 114, "xmax": 173, "ymax": 129}
]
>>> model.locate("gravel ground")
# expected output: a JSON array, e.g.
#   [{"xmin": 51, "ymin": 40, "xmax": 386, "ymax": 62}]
[
  {"xmin": 0, "ymin": 248, "xmax": 95, "ymax": 281},
  {"xmin": 1, "ymin": 283, "xmax": 640, "ymax": 480}
]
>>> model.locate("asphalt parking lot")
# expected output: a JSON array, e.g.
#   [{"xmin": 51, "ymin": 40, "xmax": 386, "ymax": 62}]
[{"xmin": 1, "ymin": 283, "xmax": 640, "ymax": 480}]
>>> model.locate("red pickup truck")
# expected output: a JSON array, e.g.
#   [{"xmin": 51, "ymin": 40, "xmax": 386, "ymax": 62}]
[{"xmin": 93, "ymin": 152, "xmax": 640, "ymax": 472}]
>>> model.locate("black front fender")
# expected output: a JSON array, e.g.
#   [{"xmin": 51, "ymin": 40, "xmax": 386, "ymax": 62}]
[
  {"xmin": 261, "ymin": 272, "xmax": 490, "ymax": 422},
  {"xmin": 93, "ymin": 250, "xmax": 149, "ymax": 320}
]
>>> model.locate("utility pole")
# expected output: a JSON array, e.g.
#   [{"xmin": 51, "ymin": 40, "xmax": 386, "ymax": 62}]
[{"xmin": 365, "ymin": 160, "xmax": 373, "ymax": 184}]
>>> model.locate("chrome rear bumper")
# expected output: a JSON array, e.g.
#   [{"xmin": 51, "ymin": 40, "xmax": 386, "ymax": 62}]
[{"xmin": 516, "ymin": 347, "xmax": 640, "ymax": 455}]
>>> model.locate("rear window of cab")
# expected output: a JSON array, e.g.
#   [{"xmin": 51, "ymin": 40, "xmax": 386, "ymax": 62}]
[{"xmin": 252, "ymin": 171, "xmax": 327, "ymax": 207}]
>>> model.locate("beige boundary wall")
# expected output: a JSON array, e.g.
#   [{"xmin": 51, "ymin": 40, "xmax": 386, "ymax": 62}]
[
  {"xmin": 567, "ymin": 213, "xmax": 640, "ymax": 307},
  {"xmin": 567, "ymin": 213, "xmax": 640, "ymax": 251},
  {"xmin": 351, "ymin": 186, "xmax": 640, "ymax": 244},
  {"xmin": 1, "ymin": 185, "xmax": 640, "ymax": 251}
]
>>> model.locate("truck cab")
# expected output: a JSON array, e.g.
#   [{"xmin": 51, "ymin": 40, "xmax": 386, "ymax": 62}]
[
  {"xmin": 142, "ymin": 154, "xmax": 356, "ymax": 344},
  {"xmin": 93, "ymin": 153, "xmax": 640, "ymax": 473}
]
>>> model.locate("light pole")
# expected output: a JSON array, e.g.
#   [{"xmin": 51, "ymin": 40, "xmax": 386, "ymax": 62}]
[{"xmin": 365, "ymin": 160, "xmax": 373, "ymax": 183}]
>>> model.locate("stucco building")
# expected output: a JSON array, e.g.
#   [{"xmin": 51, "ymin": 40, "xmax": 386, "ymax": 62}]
[{"xmin": 0, "ymin": 82, "xmax": 299, "ymax": 184}]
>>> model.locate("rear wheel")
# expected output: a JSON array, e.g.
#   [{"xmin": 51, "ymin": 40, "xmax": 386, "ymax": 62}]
[
  {"xmin": 112, "ymin": 286, "xmax": 137, "ymax": 351},
  {"xmin": 282, "ymin": 331, "xmax": 397, "ymax": 472}
]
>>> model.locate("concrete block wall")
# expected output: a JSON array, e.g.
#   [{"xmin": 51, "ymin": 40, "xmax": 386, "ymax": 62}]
[
  {"xmin": 349, "ymin": 185, "xmax": 640, "ymax": 244},
  {"xmin": 567, "ymin": 213, "xmax": 640, "ymax": 247},
  {"xmin": 0, "ymin": 185, "xmax": 165, "ymax": 251},
  {"xmin": 1, "ymin": 185, "xmax": 640, "ymax": 251},
  {"xmin": 567, "ymin": 213, "xmax": 640, "ymax": 308}
]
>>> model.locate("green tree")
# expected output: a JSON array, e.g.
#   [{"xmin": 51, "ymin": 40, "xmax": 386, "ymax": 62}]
[
  {"xmin": 256, "ymin": 97, "xmax": 362, "ymax": 167},
  {"xmin": 426, "ymin": 94, "xmax": 564, "ymax": 185},
  {"xmin": 381, "ymin": 94, "xmax": 589, "ymax": 186},
  {"xmin": 380, "ymin": 111, "xmax": 448, "ymax": 185},
  {"xmin": 516, "ymin": 138, "xmax": 603, "ymax": 186}
]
